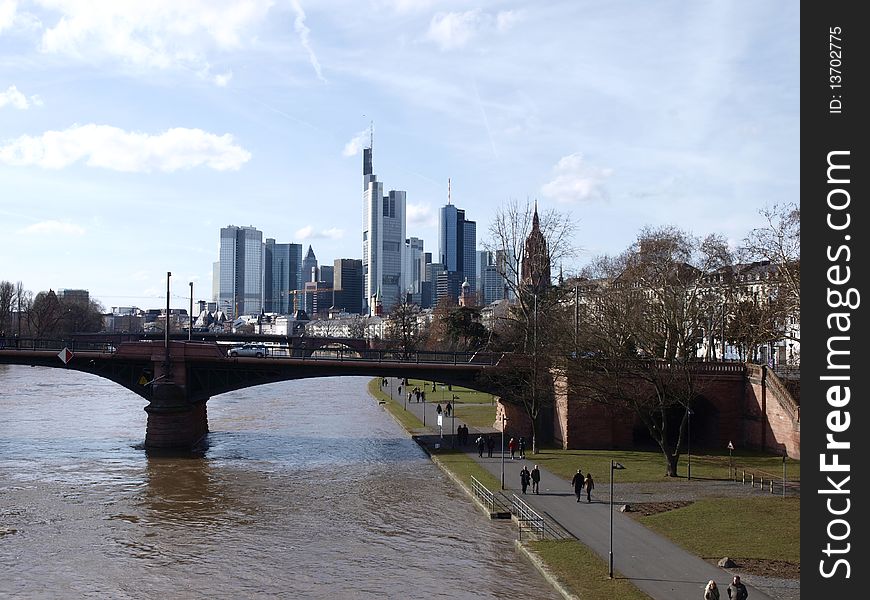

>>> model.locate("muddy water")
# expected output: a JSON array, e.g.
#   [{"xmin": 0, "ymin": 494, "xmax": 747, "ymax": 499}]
[{"xmin": 0, "ymin": 365, "xmax": 560, "ymax": 599}]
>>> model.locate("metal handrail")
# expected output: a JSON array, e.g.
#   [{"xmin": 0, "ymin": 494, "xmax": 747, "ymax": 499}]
[{"xmin": 510, "ymin": 494, "xmax": 573, "ymax": 541}]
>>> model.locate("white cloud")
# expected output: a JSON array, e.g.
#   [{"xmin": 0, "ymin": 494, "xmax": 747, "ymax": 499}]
[
  {"xmin": 212, "ymin": 71, "xmax": 233, "ymax": 87},
  {"xmin": 0, "ymin": 124, "xmax": 252, "ymax": 172},
  {"xmin": 540, "ymin": 153, "xmax": 613, "ymax": 203},
  {"xmin": 496, "ymin": 10, "xmax": 522, "ymax": 33},
  {"xmin": 295, "ymin": 225, "xmax": 344, "ymax": 240},
  {"xmin": 18, "ymin": 220, "xmax": 86, "ymax": 236},
  {"xmin": 425, "ymin": 10, "xmax": 483, "ymax": 51},
  {"xmin": 0, "ymin": 0, "xmax": 16, "ymax": 34},
  {"xmin": 0, "ymin": 85, "xmax": 42, "ymax": 110},
  {"xmin": 424, "ymin": 9, "xmax": 522, "ymax": 51},
  {"xmin": 406, "ymin": 202, "xmax": 434, "ymax": 226},
  {"xmin": 342, "ymin": 129, "xmax": 369, "ymax": 157},
  {"xmin": 34, "ymin": 0, "xmax": 273, "ymax": 83},
  {"xmin": 290, "ymin": 0, "xmax": 326, "ymax": 82}
]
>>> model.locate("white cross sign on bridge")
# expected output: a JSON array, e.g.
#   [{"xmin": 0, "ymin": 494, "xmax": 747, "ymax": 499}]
[{"xmin": 57, "ymin": 348, "xmax": 74, "ymax": 365}]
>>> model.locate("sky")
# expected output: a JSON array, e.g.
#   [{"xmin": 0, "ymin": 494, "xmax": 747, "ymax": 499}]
[{"xmin": 0, "ymin": 0, "xmax": 799, "ymax": 311}]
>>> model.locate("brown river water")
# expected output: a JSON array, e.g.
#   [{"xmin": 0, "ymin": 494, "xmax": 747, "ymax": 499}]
[{"xmin": 0, "ymin": 365, "xmax": 561, "ymax": 599}]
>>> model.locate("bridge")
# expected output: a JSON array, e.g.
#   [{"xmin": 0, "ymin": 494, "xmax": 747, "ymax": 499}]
[{"xmin": 0, "ymin": 337, "xmax": 507, "ymax": 451}]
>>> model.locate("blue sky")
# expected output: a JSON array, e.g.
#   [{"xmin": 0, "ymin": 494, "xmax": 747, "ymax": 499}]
[{"xmin": 0, "ymin": 1, "xmax": 799, "ymax": 311}]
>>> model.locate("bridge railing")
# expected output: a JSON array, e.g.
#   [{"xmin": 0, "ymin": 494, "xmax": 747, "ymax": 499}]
[
  {"xmin": 510, "ymin": 494, "xmax": 574, "ymax": 541},
  {"xmin": 0, "ymin": 337, "xmax": 117, "ymax": 353}
]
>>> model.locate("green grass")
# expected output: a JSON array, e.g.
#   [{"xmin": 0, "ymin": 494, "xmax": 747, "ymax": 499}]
[
  {"xmin": 520, "ymin": 447, "xmax": 800, "ymax": 484},
  {"xmin": 431, "ymin": 449, "xmax": 502, "ymax": 490},
  {"xmin": 367, "ymin": 379, "xmax": 424, "ymax": 430},
  {"xmin": 454, "ymin": 403, "xmax": 497, "ymax": 428},
  {"xmin": 530, "ymin": 540, "xmax": 652, "ymax": 600},
  {"xmin": 638, "ymin": 497, "xmax": 800, "ymax": 563},
  {"xmin": 405, "ymin": 379, "xmax": 497, "ymax": 404}
]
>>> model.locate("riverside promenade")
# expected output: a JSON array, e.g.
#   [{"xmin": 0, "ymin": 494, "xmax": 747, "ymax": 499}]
[{"xmin": 380, "ymin": 379, "xmax": 778, "ymax": 600}]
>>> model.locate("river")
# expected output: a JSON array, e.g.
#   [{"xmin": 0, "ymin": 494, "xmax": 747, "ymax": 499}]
[{"xmin": 0, "ymin": 365, "xmax": 561, "ymax": 599}]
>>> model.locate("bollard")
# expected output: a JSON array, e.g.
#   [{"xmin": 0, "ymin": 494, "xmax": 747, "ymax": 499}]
[
  {"xmin": 770, "ymin": 480, "xmax": 774, "ymax": 493},
  {"xmin": 742, "ymin": 470, "xmax": 745, "ymax": 484},
  {"xmin": 751, "ymin": 474, "xmax": 754, "ymax": 487}
]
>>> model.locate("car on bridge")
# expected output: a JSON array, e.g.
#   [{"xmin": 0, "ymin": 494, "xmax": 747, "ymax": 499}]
[{"xmin": 227, "ymin": 344, "xmax": 269, "ymax": 358}]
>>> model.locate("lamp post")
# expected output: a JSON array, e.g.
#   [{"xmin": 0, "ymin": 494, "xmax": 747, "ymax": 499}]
[
  {"xmin": 164, "ymin": 271, "xmax": 171, "ymax": 367},
  {"xmin": 188, "ymin": 281, "xmax": 193, "ymax": 341},
  {"xmin": 727, "ymin": 441, "xmax": 734, "ymax": 479},
  {"xmin": 609, "ymin": 460, "xmax": 625, "ymax": 579},
  {"xmin": 501, "ymin": 411, "xmax": 507, "ymax": 490},
  {"xmin": 782, "ymin": 451, "xmax": 787, "ymax": 499},
  {"xmin": 687, "ymin": 408, "xmax": 694, "ymax": 480}
]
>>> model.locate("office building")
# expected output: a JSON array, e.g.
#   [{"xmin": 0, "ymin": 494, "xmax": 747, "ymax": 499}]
[
  {"xmin": 264, "ymin": 239, "xmax": 303, "ymax": 314},
  {"xmin": 333, "ymin": 258, "xmax": 363, "ymax": 315},
  {"xmin": 402, "ymin": 237, "xmax": 425, "ymax": 305},
  {"xmin": 302, "ymin": 245, "xmax": 319, "ymax": 284},
  {"xmin": 362, "ymin": 145, "xmax": 406, "ymax": 314},
  {"xmin": 438, "ymin": 194, "xmax": 477, "ymax": 302},
  {"xmin": 219, "ymin": 225, "xmax": 264, "ymax": 318}
]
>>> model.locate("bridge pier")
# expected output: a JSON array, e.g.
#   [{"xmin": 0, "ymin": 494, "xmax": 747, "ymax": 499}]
[{"xmin": 144, "ymin": 382, "xmax": 209, "ymax": 451}]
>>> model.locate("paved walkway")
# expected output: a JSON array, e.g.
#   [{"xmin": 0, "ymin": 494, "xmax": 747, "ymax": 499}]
[{"xmin": 380, "ymin": 379, "xmax": 777, "ymax": 600}]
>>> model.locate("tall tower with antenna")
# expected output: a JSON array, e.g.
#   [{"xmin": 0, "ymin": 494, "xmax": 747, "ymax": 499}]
[{"xmin": 361, "ymin": 124, "xmax": 406, "ymax": 315}]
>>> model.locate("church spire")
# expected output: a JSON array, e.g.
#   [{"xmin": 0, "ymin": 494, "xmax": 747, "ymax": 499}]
[{"xmin": 532, "ymin": 200, "xmax": 540, "ymax": 229}]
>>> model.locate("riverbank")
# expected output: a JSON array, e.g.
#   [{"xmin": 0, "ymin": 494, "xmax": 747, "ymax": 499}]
[{"xmin": 367, "ymin": 378, "xmax": 651, "ymax": 600}]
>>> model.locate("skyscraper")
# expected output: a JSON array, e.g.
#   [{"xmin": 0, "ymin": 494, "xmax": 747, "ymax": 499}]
[
  {"xmin": 334, "ymin": 258, "xmax": 363, "ymax": 314},
  {"xmin": 362, "ymin": 145, "xmax": 406, "ymax": 314},
  {"xmin": 219, "ymin": 225, "xmax": 264, "ymax": 318},
  {"xmin": 438, "ymin": 193, "xmax": 476, "ymax": 302},
  {"xmin": 264, "ymin": 239, "xmax": 302, "ymax": 314},
  {"xmin": 402, "ymin": 237, "xmax": 425, "ymax": 304},
  {"xmin": 302, "ymin": 245, "xmax": 319, "ymax": 284}
]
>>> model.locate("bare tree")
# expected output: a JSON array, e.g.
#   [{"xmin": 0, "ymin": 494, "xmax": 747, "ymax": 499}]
[
  {"xmin": 0, "ymin": 281, "xmax": 13, "ymax": 336},
  {"xmin": 740, "ymin": 203, "xmax": 800, "ymax": 345},
  {"xmin": 565, "ymin": 227, "xmax": 733, "ymax": 476},
  {"xmin": 384, "ymin": 298, "xmax": 420, "ymax": 358},
  {"xmin": 483, "ymin": 199, "xmax": 579, "ymax": 454}
]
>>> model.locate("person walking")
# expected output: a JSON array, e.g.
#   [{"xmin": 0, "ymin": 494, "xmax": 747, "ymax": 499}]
[
  {"xmin": 518, "ymin": 437, "xmax": 526, "ymax": 459},
  {"xmin": 486, "ymin": 435, "xmax": 495, "ymax": 458},
  {"xmin": 445, "ymin": 402, "xmax": 452, "ymax": 417},
  {"xmin": 520, "ymin": 466, "xmax": 531, "ymax": 494},
  {"xmin": 726, "ymin": 576, "xmax": 748, "ymax": 600},
  {"xmin": 584, "ymin": 472, "xmax": 595, "ymax": 503},
  {"xmin": 508, "ymin": 437, "xmax": 517, "ymax": 460},
  {"xmin": 530, "ymin": 465, "xmax": 541, "ymax": 494},
  {"xmin": 704, "ymin": 580, "xmax": 720, "ymax": 600},
  {"xmin": 436, "ymin": 403, "xmax": 443, "ymax": 416},
  {"xmin": 477, "ymin": 435, "xmax": 485, "ymax": 458},
  {"xmin": 571, "ymin": 469, "xmax": 585, "ymax": 502}
]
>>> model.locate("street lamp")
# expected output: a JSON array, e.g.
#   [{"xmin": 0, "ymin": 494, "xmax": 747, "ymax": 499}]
[
  {"xmin": 609, "ymin": 460, "xmax": 626, "ymax": 579},
  {"xmin": 727, "ymin": 441, "xmax": 734, "ymax": 480},
  {"xmin": 164, "ymin": 271, "xmax": 171, "ymax": 367},
  {"xmin": 501, "ymin": 411, "xmax": 507, "ymax": 490},
  {"xmin": 188, "ymin": 281, "xmax": 193, "ymax": 341},
  {"xmin": 687, "ymin": 408, "xmax": 694, "ymax": 480}
]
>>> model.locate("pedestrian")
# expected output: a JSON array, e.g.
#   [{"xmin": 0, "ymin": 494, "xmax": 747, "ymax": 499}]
[
  {"xmin": 486, "ymin": 435, "xmax": 495, "ymax": 458},
  {"xmin": 397, "ymin": 385, "xmax": 402, "ymax": 395},
  {"xmin": 571, "ymin": 469, "xmax": 585, "ymax": 502},
  {"xmin": 531, "ymin": 465, "xmax": 541, "ymax": 494},
  {"xmin": 436, "ymin": 403, "xmax": 443, "ymax": 415},
  {"xmin": 432, "ymin": 382, "xmax": 436, "ymax": 392},
  {"xmin": 445, "ymin": 402, "xmax": 452, "ymax": 417},
  {"xmin": 421, "ymin": 391, "xmax": 426, "ymax": 402},
  {"xmin": 415, "ymin": 390, "xmax": 421, "ymax": 402},
  {"xmin": 520, "ymin": 465, "xmax": 531, "ymax": 494},
  {"xmin": 704, "ymin": 580, "xmax": 720, "ymax": 600},
  {"xmin": 508, "ymin": 437, "xmax": 517, "ymax": 460},
  {"xmin": 584, "ymin": 472, "xmax": 595, "ymax": 503},
  {"xmin": 726, "ymin": 576, "xmax": 748, "ymax": 600},
  {"xmin": 477, "ymin": 435, "xmax": 485, "ymax": 457},
  {"xmin": 407, "ymin": 391, "xmax": 412, "ymax": 404},
  {"xmin": 518, "ymin": 436, "xmax": 526, "ymax": 458}
]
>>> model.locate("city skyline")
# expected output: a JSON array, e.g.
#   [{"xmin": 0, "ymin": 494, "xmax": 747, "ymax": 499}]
[{"xmin": 0, "ymin": 2, "xmax": 798, "ymax": 310}]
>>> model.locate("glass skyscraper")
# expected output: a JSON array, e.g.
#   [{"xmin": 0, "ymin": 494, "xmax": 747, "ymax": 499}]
[
  {"xmin": 219, "ymin": 225, "xmax": 264, "ymax": 318},
  {"xmin": 264, "ymin": 238, "xmax": 302, "ymax": 314}
]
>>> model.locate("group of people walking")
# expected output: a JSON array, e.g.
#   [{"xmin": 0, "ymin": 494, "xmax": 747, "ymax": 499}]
[
  {"xmin": 519, "ymin": 465, "xmax": 541, "ymax": 494},
  {"xmin": 507, "ymin": 436, "xmax": 526, "ymax": 459},
  {"xmin": 704, "ymin": 576, "xmax": 748, "ymax": 600},
  {"xmin": 570, "ymin": 469, "xmax": 595, "ymax": 503}
]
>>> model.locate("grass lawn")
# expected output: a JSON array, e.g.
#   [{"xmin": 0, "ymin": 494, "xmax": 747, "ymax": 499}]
[
  {"xmin": 530, "ymin": 540, "xmax": 652, "ymax": 600},
  {"xmin": 431, "ymin": 449, "xmax": 502, "ymax": 490},
  {"xmin": 521, "ymin": 447, "xmax": 800, "ymax": 484},
  {"xmin": 405, "ymin": 378, "xmax": 497, "ymax": 404},
  {"xmin": 638, "ymin": 497, "xmax": 800, "ymax": 564},
  {"xmin": 367, "ymin": 379, "xmax": 423, "ymax": 430}
]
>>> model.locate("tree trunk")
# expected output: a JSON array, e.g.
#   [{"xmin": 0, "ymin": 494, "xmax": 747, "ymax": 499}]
[{"xmin": 665, "ymin": 452, "xmax": 679, "ymax": 477}]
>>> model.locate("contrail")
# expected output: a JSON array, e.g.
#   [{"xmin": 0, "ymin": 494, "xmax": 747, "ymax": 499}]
[{"xmin": 472, "ymin": 78, "xmax": 498, "ymax": 159}]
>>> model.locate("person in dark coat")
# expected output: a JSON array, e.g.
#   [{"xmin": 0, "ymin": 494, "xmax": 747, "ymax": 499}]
[
  {"xmin": 477, "ymin": 435, "xmax": 485, "ymax": 457},
  {"xmin": 726, "ymin": 576, "xmax": 748, "ymax": 600},
  {"xmin": 445, "ymin": 402, "xmax": 452, "ymax": 417},
  {"xmin": 520, "ymin": 466, "xmax": 531, "ymax": 494},
  {"xmin": 571, "ymin": 469, "xmax": 585, "ymax": 502},
  {"xmin": 530, "ymin": 465, "xmax": 541, "ymax": 494},
  {"xmin": 508, "ymin": 437, "xmax": 517, "ymax": 460},
  {"xmin": 584, "ymin": 473, "xmax": 594, "ymax": 503},
  {"xmin": 518, "ymin": 437, "xmax": 526, "ymax": 458},
  {"xmin": 436, "ymin": 403, "xmax": 442, "ymax": 415},
  {"xmin": 486, "ymin": 435, "xmax": 495, "ymax": 458},
  {"xmin": 704, "ymin": 580, "xmax": 720, "ymax": 600}
]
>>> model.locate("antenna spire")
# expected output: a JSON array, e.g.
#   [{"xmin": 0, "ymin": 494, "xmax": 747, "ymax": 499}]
[
  {"xmin": 370, "ymin": 120, "xmax": 373, "ymax": 152},
  {"xmin": 448, "ymin": 178, "xmax": 451, "ymax": 205}
]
